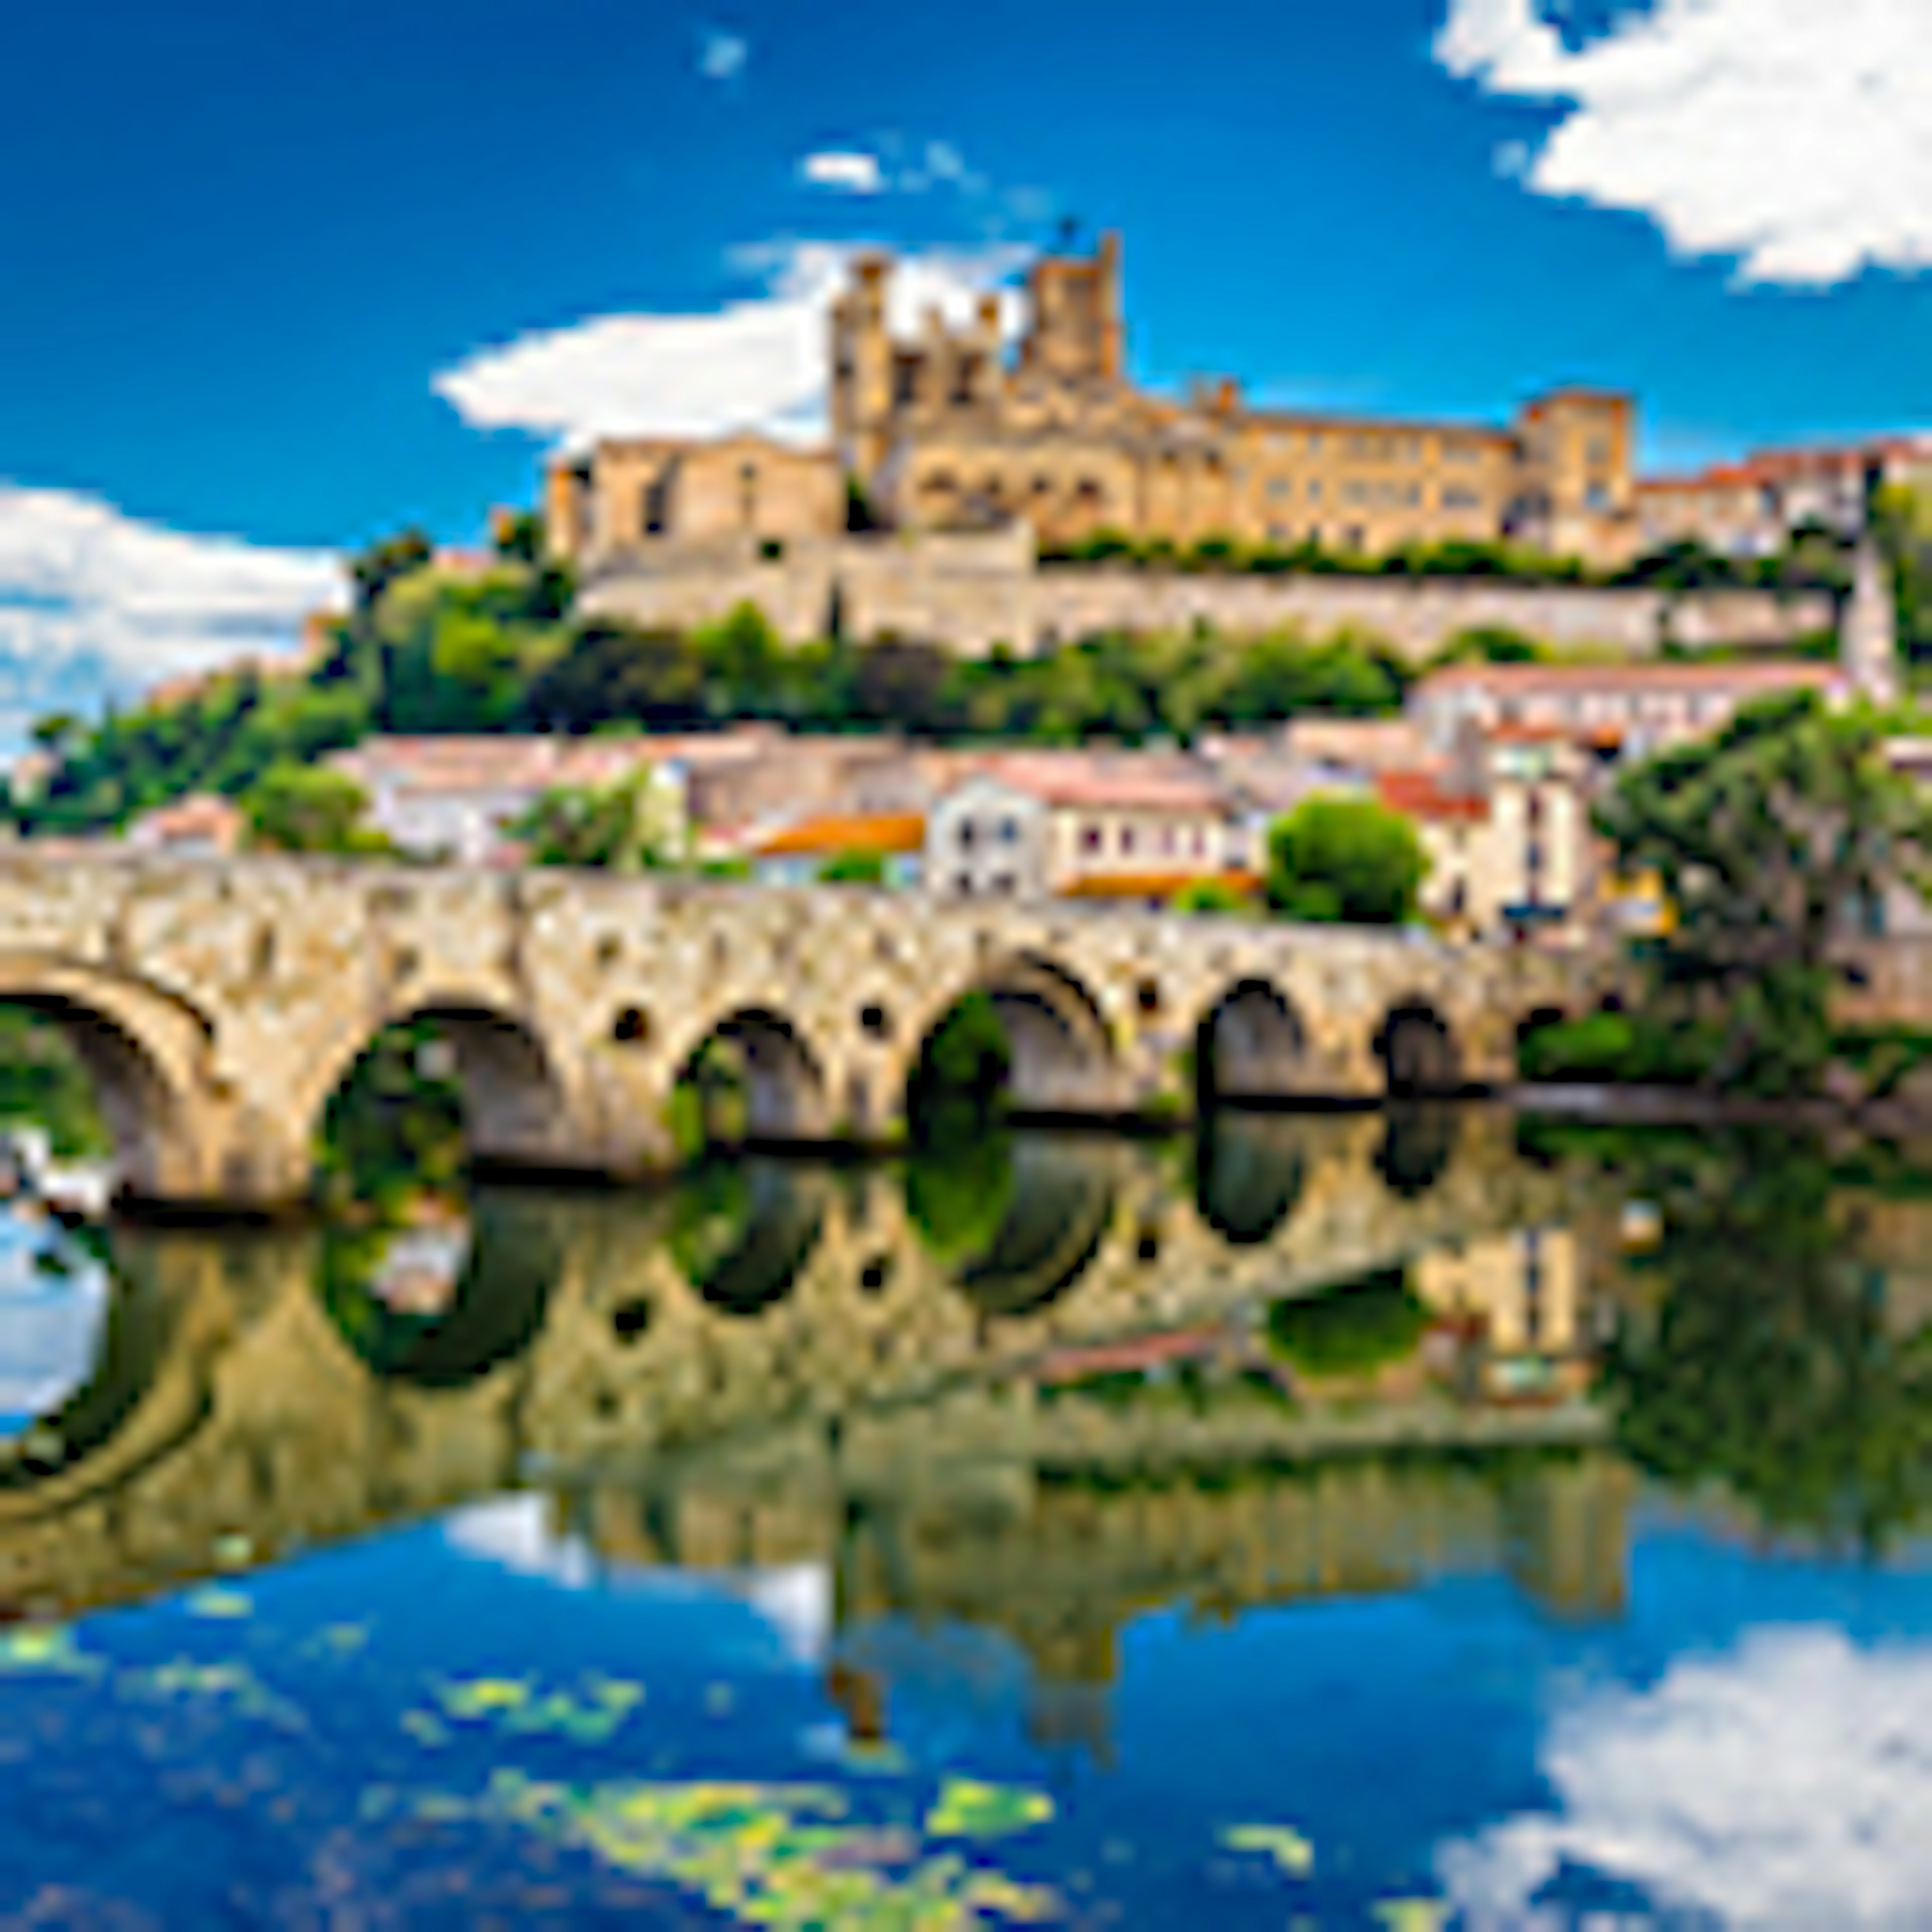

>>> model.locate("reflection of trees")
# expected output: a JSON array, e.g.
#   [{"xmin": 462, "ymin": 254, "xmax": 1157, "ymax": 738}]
[
  {"xmin": 1599, "ymin": 1131, "xmax": 1932, "ymax": 1554},
  {"xmin": 319, "ymin": 1191, "xmax": 557, "ymax": 1386},
  {"xmin": 671, "ymin": 1160, "xmax": 826, "ymax": 1317},
  {"xmin": 905, "ymin": 1132, "xmax": 1014, "ymax": 1265},
  {"xmin": 1264, "ymin": 1269, "xmax": 1429, "ymax": 1379},
  {"xmin": 908, "ymin": 1134, "xmax": 1113, "ymax": 1318},
  {"xmin": 1193, "ymin": 1114, "xmax": 1306, "ymax": 1246}
]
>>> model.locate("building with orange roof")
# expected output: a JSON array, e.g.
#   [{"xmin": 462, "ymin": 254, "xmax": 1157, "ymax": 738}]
[{"xmin": 749, "ymin": 811, "xmax": 926, "ymax": 889}]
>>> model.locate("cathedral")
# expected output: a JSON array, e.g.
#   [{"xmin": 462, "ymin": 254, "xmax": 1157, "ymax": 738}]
[{"xmin": 547, "ymin": 232, "xmax": 1642, "ymax": 573}]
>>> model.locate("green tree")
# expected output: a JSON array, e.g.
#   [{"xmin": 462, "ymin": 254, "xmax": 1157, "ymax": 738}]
[
  {"xmin": 350, "ymin": 529, "xmax": 433, "ymax": 612},
  {"xmin": 1264, "ymin": 1269, "xmax": 1431, "ymax": 1379},
  {"xmin": 493, "ymin": 510, "xmax": 544, "ymax": 564},
  {"xmin": 817, "ymin": 848, "xmax": 887, "ymax": 887},
  {"xmin": 512, "ymin": 767, "xmax": 676, "ymax": 872},
  {"xmin": 242, "ymin": 762, "xmax": 388, "ymax": 855},
  {"xmin": 524, "ymin": 624, "xmax": 705, "ymax": 732},
  {"xmin": 1172, "ymin": 877, "xmax": 1250, "ymax": 916},
  {"xmin": 1266, "ymin": 794, "xmax": 1428, "ymax": 926},
  {"xmin": 1874, "ymin": 481, "xmax": 1932, "ymax": 663},
  {"xmin": 1596, "ymin": 1130, "xmax": 1932, "ymax": 1555},
  {"xmin": 1433, "ymin": 625, "xmax": 1547, "ymax": 666},
  {"xmin": 1595, "ymin": 690, "xmax": 1932, "ymax": 1093}
]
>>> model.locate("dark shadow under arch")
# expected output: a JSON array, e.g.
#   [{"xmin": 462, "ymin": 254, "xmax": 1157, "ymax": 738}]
[
  {"xmin": 680, "ymin": 1009, "xmax": 831, "ymax": 1148},
  {"xmin": 1195, "ymin": 978, "xmax": 1308, "ymax": 1107},
  {"xmin": 1376, "ymin": 1000, "xmax": 1464, "ymax": 1099},
  {"xmin": 916, "ymin": 953, "xmax": 1117, "ymax": 1123}
]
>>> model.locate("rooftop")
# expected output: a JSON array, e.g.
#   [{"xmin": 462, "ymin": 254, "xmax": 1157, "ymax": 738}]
[
  {"xmin": 753, "ymin": 811, "xmax": 927, "ymax": 858},
  {"xmin": 1377, "ymin": 771, "xmax": 1488, "ymax": 824}
]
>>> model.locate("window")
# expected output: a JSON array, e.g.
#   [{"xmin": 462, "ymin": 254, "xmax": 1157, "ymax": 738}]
[
  {"xmin": 1081, "ymin": 823, "xmax": 1101, "ymax": 852},
  {"xmin": 1120, "ymin": 826, "xmax": 1137, "ymax": 855},
  {"xmin": 999, "ymin": 817, "xmax": 1019, "ymax": 844},
  {"xmin": 958, "ymin": 820, "xmax": 978, "ymax": 851}
]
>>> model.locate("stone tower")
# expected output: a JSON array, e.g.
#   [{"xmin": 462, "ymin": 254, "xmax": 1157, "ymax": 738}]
[
  {"xmin": 1843, "ymin": 537, "xmax": 1900, "ymax": 706},
  {"xmin": 1018, "ymin": 230, "xmax": 1124, "ymax": 388},
  {"xmin": 829, "ymin": 253, "xmax": 895, "ymax": 483}
]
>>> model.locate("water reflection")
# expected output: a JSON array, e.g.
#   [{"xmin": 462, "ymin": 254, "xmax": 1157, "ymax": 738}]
[{"xmin": 7, "ymin": 1115, "xmax": 1932, "ymax": 1920}]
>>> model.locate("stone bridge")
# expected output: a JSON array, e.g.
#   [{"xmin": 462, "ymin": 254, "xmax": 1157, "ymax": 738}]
[
  {"xmin": 0, "ymin": 847, "xmax": 1602, "ymax": 1209},
  {"xmin": 0, "ymin": 1113, "xmax": 1608, "ymax": 1618}
]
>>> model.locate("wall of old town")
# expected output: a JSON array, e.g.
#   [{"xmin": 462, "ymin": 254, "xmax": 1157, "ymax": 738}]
[{"xmin": 579, "ymin": 534, "xmax": 1836, "ymax": 660}]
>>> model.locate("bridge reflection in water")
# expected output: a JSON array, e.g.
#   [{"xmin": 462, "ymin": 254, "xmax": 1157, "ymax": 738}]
[{"xmin": 0, "ymin": 1109, "xmax": 1668, "ymax": 1749}]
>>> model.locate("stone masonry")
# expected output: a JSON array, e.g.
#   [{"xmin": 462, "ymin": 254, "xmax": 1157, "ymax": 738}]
[{"xmin": 0, "ymin": 848, "xmax": 1607, "ymax": 1210}]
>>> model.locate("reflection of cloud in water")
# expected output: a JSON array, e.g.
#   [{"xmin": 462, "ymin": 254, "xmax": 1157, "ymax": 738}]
[
  {"xmin": 443, "ymin": 1494, "xmax": 832, "ymax": 1661},
  {"xmin": 1439, "ymin": 1628, "xmax": 1932, "ymax": 1927},
  {"xmin": 0, "ymin": 1217, "xmax": 108, "ymax": 1433}
]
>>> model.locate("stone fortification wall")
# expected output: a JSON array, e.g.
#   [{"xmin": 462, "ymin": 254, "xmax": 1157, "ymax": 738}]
[
  {"xmin": 580, "ymin": 533, "xmax": 1835, "ymax": 661},
  {"xmin": 1029, "ymin": 568, "xmax": 1833, "ymax": 663}
]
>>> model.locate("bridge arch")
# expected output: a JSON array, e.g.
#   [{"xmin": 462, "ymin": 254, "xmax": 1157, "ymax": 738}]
[
  {"xmin": 1375, "ymin": 998, "xmax": 1464, "ymax": 1099},
  {"xmin": 1195, "ymin": 977, "xmax": 1308, "ymax": 1105},
  {"xmin": 0, "ymin": 962, "xmax": 219, "ymax": 1203},
  {"xmin": 312, "ymin": 1001, "xmax": 573, "ymax": 1187},
  {"xmin": 672, "ymin": 1008, "xmax": 832, "ymax": 1149},
  {"xmin": 909, "ymin": 951, "xmax": 1117, "ymax": 1123}
]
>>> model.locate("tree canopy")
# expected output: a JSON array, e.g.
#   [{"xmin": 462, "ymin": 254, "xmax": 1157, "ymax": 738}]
[
  {"xmin": 242, "ymin": 763, "xmax": 388, "ymax": 855},
  {"xmin": 511, "ymin": 768, "xmax": 678, "ymax": 872},
  {"xmin": 1266, "ymin": 794, "xmax": 1429, "ymax": 926},
  {"xmin": 1595, "ymin": 690, "xmax": 1932, "ymax": 1092}
]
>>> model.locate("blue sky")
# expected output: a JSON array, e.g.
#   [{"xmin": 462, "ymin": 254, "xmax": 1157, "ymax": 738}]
[{"xmin": 2, "ymin": 0, "xmax": 1929, "ymax": 722}]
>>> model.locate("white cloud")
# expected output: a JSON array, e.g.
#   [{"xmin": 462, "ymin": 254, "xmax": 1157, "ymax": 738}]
[
  {"xmin": 443, "ymin": 1495, "xmax": 831, "ymax": 1659},
  {"xmin": 697, "ymin": 27, "xmax": 748, "ymax": 83},
  {"xmin": 0, "ymin": 484, "xmax": 342, "ymax": 698},
  {"xmin": 435, "ymin": 239, "xmax": 1031, "ymax": 451},
  {"xmin": 799, "ymin": 150, "xmax": 886, "ymax": 196},
  {"xmin": 1439, "ymin": 1628, "xmax": 1932, "ymax": 1925},
  {"xmin": 1435, "ymin": 0, "xmax": 1932, "ymax": 285}
]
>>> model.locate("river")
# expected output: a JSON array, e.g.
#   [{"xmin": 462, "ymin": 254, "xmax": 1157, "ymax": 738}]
[{"xmin": 1, "ymin": 1108, "xmax": 1930, "ymax": 1926}]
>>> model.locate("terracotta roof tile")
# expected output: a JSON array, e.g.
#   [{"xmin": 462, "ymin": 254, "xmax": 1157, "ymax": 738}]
[{"xmin": 753, "ymin": 812, "xmax": 927, "ymax": 858}]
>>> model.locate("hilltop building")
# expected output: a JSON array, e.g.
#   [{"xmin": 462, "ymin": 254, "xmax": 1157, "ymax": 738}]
[{"xmin": 549, "ymin": 231, "xmax": 1640, "ymax": 571}]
